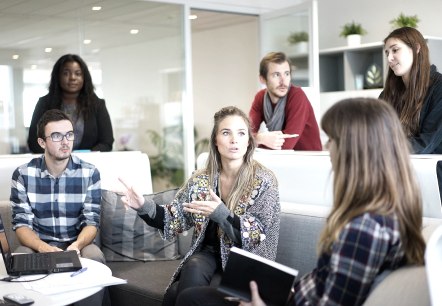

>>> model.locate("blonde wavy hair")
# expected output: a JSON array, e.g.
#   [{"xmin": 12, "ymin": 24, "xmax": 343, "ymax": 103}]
[
  {"xmin": 320, "ymin": 98, "xmax": 425, "ymax": 265},
  {"xmin": 204, "ymin": 106, "xmax": 258, "ymax": 211}
]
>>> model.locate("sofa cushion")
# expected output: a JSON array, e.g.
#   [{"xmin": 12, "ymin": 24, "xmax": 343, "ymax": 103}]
[
  {"xmin": 363, "ymin": 266, "xmax": 430, "ymax": 306},
  {"xmin": 0, "ymin": 200, "xmax": 19, "ymax": 251},
  {"xmin": 100, "ymin": 189, "xmax": 180, "ymax": 262},
  {"xmin": 277, "ymin": 202, "xmax": 327, "ymax": 278}
]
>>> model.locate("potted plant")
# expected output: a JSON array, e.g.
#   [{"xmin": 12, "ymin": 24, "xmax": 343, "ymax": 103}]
[
  {"xmin": 287, "ymin": 31, "xmax": 309, "ymax": 54},
  {"xmin": 340, "ymin": 21, "xmax": 367, "ymax": 46},
  {"xmin": 390, "ymin": 13, "xmax": 420, "ymax": 28},
  {"xmin": 146, "ymin": 126, "xmax": 209, "ymax": 191},
  {"xmin": 146, "ymin": 128, "xmax": 184, "ymax": 190}
]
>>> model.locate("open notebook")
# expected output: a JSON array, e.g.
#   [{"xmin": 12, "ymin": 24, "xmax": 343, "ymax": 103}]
[{"xmin": 218, "ymin": 247, "xmax": 298, "ymax": 305}]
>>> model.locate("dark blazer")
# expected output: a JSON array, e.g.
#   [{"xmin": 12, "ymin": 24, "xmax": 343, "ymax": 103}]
[{"xmin": 27, "ymin": 94, "xmax": 114, "ymax": 153}]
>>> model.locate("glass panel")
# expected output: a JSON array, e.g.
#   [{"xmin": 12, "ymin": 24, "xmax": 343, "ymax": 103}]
[
  {"xmin": 0, "ymin": 0, "xmax": 187, "ymax": 191},
  {"xmin": 0, "ymin": 65, "xmax": 15, "ymax": 154},
  {"xmin": 260, "ymin": 6, "xmax": 311, "ymax": 87},
  {"xmin": 259, "ymin": 0, "xmax": 320, "ymax": 122}
]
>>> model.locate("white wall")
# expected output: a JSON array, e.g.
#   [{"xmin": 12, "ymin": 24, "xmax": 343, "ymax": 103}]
[
  {"xmin": 317, "ymin": 0, "xmax": 442, "ymax": 49},
  {"xmin": 190, "ymin": 18, "xmax": 326, "ymax": 147},
  {"xmin": 192, "ymin": 19, "xmax": 260, "ymax": 142}
]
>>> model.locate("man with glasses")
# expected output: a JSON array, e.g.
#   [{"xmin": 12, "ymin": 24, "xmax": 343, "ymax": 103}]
[
  {"xmin": 249, "ymin": 51, "xmax": 322, "ymax": 150},
  {"xmin": 10, "ymin": 109, "xmax": 104, "ymax": 262}
]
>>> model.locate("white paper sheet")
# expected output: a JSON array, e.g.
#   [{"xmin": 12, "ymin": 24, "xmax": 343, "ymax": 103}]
[{"xmin": 22, "ymin": 272, "xmax": 127, "ymax": 295}]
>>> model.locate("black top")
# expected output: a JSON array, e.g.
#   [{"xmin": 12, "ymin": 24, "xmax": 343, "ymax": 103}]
[
  {"xmin": 27, "ymin": 94, "xmax": 114, "ymax": 153},
  {"xmin": 380, "ymin": 65, "xmax": 442, "ymax": 153},
  {"xmin": 411, "ymin": 65, "xmax": 442, "ymax": 154}
]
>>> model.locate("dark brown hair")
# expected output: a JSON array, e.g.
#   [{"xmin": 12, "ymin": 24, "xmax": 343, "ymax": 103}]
[
  {"xmin": 37, "ymin": 109, "xmax": 72, "ymax": 139},
  {"xmin": 382, "ymin": 27, "xmax": 430, "ymax": 136}
]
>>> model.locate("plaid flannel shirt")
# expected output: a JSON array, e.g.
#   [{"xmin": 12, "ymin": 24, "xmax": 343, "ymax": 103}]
[
  {"xmin": 10, "ymin": 155, "xmax": 101, "ymax": 243},
  {"xmin": 294, "ymin": 213, "xmax": 405, "ymax": 306}
]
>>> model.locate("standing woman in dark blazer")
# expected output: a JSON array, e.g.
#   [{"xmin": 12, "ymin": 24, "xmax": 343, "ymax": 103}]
[{"xmin": 27, "ymin": 54, "xmax": 114, "ymax": 153}]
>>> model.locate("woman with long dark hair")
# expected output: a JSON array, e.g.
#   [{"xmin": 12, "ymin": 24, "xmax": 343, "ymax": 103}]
[
  {"xmin": 380, "ymin": 26, "xmax": 442, "ymax": 154},
  {"xmin": 28, "ymin": 54, "xmax": 114, "ymax": 153}
]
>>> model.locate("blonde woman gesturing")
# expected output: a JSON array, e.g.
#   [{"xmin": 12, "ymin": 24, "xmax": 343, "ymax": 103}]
[{"xmin": 120, "ymin": 106, "xmax": 280, "ymax": 306}]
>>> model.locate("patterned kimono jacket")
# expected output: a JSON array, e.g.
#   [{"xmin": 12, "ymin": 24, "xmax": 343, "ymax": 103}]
[{"xmin": 161, "ymin": 164, "xmax": 280, "ymax": 290}]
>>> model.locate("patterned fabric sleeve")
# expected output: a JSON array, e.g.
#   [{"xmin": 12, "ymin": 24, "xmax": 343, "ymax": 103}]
[
  {"xmin": 161, "ymin": 175, "xmax": 203, "ymax": 240},
  {"xmin": 235, "ymin": 167, "xmax": 280, "ymax": 261},
  {"xmin": 294, "ymin": 214, "xmax": 401, "ymax": 306}
]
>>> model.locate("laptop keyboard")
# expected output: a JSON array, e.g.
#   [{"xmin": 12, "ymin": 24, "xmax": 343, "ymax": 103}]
[{"xmin": 17, "ymin": 253, "xmax": 50, "ymax": 270}]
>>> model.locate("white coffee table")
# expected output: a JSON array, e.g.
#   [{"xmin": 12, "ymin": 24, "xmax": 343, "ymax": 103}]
[{"xmin": 0, "ymin": 257, "xmax": 111, "ymax": 305}]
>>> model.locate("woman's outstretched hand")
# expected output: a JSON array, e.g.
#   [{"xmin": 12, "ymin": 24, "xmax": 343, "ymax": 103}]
[
  {"xmin": 118, "ymin": 177, "xmax": 145, "ymax": 210},
  {"xmin": 183, "ymin": 189, "xmax": 222, "ymax": 217},
  {"xmin": 239, "ymin": 281, "xmax": 267, "ymax": 306}
]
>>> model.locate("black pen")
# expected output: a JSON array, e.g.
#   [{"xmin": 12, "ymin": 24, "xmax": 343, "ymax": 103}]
[{"xmin": 70, "ymin": 267, "xmax": 88, "ymax": 277}]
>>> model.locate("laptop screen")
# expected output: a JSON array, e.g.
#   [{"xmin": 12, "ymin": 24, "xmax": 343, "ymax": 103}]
[{"xmin": 0, "ymin": 215, "xmax": 12, "ymax": 269}]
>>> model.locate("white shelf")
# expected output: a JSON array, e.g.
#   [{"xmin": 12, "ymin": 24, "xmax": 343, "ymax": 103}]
[
  {"xmin": 319, "ymin": 42, "xmax": 385, "ymax": 93},
  {"xmin": 319, "ymin": 37, "xmax": 442, "ymax": 94},
  {"xmin": 320, "ymin": 41, "xmax": 383, "ymax": 55}
]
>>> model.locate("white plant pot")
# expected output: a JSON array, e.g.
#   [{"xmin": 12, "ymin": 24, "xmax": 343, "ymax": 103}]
[
  {"xmin": 346, "ymin": 34, "xmax": 361, "ymax": 47},
  {"xmin": 292, "ymin": 41, "xmax": 308, "ymax": 54}
]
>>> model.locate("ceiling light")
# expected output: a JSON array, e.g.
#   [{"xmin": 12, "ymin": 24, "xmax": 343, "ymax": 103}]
[
  {"xmin": 130, "ymin": 29, "xmax": 139, "ymax": 35},
  {"xmin": 83, "ymin": 39, "xmax": 92, "ymax": 45},
  {"xmin": 45, "ymin": 47, "xmax": 52, "ymax": 53},
  {"xmin": 92, "ymin": 6, "xmax": 101, "ymax": 11},
  {"xmin": 12, "ymin": 54, "xmax": 19, "ymax": 60},
  {"xmin": 189, "ymin": 14, "xmax": 198, "ymax": 20},
  {"xmin": 31, "ymin": 65, "xmax": 37, "ymax": 70}
]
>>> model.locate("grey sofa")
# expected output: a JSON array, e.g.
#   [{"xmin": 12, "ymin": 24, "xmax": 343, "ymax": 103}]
[
  {"xmin": 0, "ymin": 200, "xmax": 326, "ymax": 306},
  {"xmin": 1, "ymin": 200, "xmax": 439, "ymax": 306},
  {"xmin": 1, "ymin": 151, "xmax": 442, "ymax": 306},
  {"xmin": 104, "ymin": 202, "xmax": 326, "ymax": 306}
]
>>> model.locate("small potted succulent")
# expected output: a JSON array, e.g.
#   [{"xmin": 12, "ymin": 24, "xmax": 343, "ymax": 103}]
[
  {"xmin": 287, "ymin": 31, "xmax": 309, "ymax": 54},
  {"xmin": 390, "ymin": 13, "xmax": 420, "ymax": 28},
  {"xmin": 340, "ymin": 21, "xmax": 367, "ymax": 46}
]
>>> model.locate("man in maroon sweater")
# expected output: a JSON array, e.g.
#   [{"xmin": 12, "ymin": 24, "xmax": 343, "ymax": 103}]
[{"xmin": 249, "ymin": 52, "xmax": 322, "ymax": 150}]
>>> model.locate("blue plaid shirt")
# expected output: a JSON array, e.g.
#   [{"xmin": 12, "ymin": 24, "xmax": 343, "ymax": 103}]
[
  {"xmin": 10, "ymin": 155, "xmax": 101, "ymax": 244},
  {"xmin": 294, "ymin": 213, "xmax": 405, "ymax": 306}
]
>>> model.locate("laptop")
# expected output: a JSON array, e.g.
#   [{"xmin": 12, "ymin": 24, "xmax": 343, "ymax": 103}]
[{"xmin": 0, "ymin": 214, "xmax": 82, "ymax": 276}]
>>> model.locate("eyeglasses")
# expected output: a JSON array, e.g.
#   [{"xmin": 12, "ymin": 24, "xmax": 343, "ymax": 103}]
[{"xmin": 45, "ymin": 131, "xmax": 75, "ymax": 142}]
